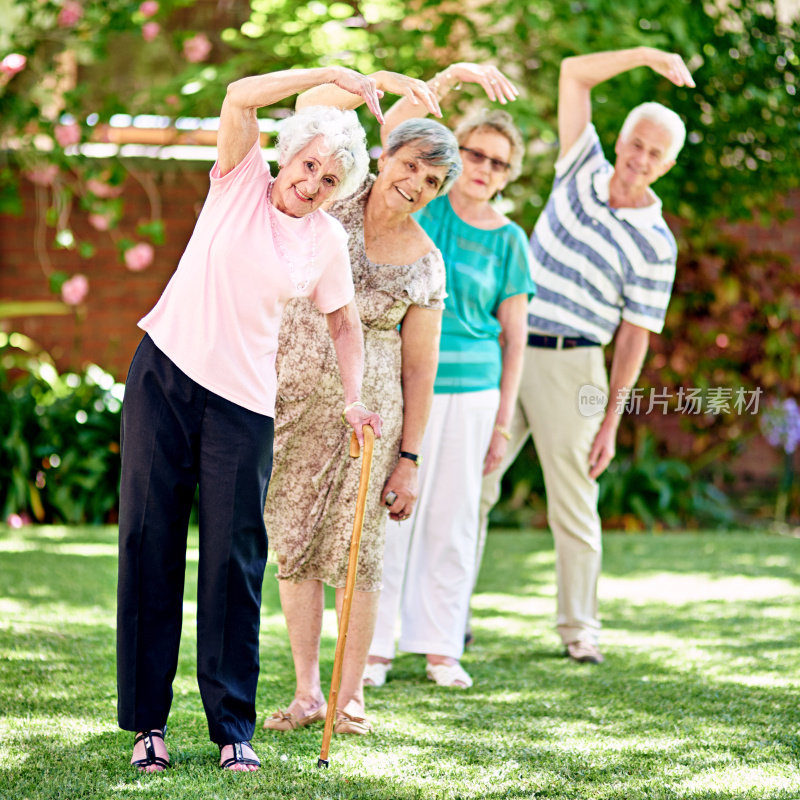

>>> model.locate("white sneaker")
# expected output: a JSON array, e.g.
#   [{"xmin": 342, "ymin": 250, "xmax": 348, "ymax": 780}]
[{"xmin": 362, "ymin": 661, "xmax": 391, "ymax": 687}]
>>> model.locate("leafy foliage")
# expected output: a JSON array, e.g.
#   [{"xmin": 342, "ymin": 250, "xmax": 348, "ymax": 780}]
[
  {"xmin": 598, "ymin": 429, "xmax": 736, "ymax": 530},
  {"xmin": 3, "ymin": 0, "xmax": 798, "ymax": 238},
  {"xmin": 490, "ymin": 431, "xmax": 737, "ymax": 532},
  {"xmin": 0, "ymin": 332, "xmax": 123, "ymax": 523}
]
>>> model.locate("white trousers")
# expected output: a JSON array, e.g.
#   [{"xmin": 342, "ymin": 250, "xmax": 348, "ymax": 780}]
[
  {"xmin": 370, "ymin": 390, "xmax": 499, "ymax": 661},
  {"xmin": 479, "ymin": 345, "xmax": 608, "ymax": 645}
]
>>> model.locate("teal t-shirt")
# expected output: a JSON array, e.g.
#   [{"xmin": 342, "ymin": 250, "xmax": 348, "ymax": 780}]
[{"xmin": 415, "ymin": 195, "xmax": 536, "ymax": 393}]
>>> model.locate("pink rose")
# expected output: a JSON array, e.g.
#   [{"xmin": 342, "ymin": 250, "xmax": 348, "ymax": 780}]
[
  {"xmin": 57, "ymin": 1, "xmax": 84, "ymax": 27},
  {"xmin": 124, "ymin": 242, "xmax": 154, "ymax": 271},
  {"xmin": 142, "ymin": 21, "xmax": 160, "ymax": 41},
  {"xmin": 25, "ymin": 165, "xmax": 59, "ymax": 186},
  {"xmin": 88, "ymin": 213, "xmax": 111, "ymax": 231},
  {"xmin": 139, "ymin": 0, "xmax": 159, "ymax": 17},
  {"xmin": 86, "ymin": 178, "xmax": 123, "ymax": 198},
  {"xmin": 183, "ymin": 33, "xmax": 212, "ymax": 63},
  {"xmin": 61, "ymin": 273, "xmax": 89, "ymax": 305},
  {"xmin": 54, "ymin": 121, "xmax": 81, "ymax": 148},
  {"xmin": 1, "ymin": 53, "xmax": 26, "ymax": 77}
]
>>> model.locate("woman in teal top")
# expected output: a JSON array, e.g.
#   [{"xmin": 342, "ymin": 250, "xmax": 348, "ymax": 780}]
[
  {"xmin": 366, "ymin": 64, "xmax": 535, "ymax": 690},
  {"xmin": 417, "ymin": 190, "xmax": 532, "ymax": 394}
]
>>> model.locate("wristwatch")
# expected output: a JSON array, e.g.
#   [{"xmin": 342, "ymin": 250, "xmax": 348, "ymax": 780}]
[{"xmin": 399, "ymin": 451, "xmax": 422, "ymax": 467}]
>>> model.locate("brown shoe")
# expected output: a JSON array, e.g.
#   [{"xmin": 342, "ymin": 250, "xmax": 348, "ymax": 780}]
[
  {"xmin": 263, "ymin": 705, "xmax": 326, "ymax": 731},
  {"xmin": 333, "ymin": 708, "xmax": 374, "ymax": 735},
  {"xmin": 565, "ymin": 641, "xmax": 604, "ymax": 664}
]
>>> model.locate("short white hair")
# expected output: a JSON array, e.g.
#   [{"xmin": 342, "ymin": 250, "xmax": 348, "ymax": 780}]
[
  {"xmin": 618, "ymin": 102, "xmax": 686, "ymax": 162},
  {"xmin": 384, "ymin": 118, "xmax": 462, "ymax": 196},
  {"xmin": 276, "ymin": 105, "xmax": 369, "ymax": 200}
]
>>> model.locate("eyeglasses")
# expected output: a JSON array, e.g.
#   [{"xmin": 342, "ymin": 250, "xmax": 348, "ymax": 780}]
[{"xmin": 459, "ymin": 146, "xmax": 511, "ymax": 173}]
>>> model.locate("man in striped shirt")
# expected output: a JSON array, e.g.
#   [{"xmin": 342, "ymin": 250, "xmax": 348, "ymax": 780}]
[{"xmin": 478, "ymin": 47, "xmax": 694, "ymax": 664}]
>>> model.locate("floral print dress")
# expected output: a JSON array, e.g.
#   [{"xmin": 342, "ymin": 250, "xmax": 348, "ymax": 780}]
[{"xmin": 264, "ymin": 176, "xmax": 446, "ymax": 591}]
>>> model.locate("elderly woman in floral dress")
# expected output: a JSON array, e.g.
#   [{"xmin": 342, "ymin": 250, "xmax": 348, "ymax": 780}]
[
  {"xmin": 117, "ymin": 65, "xmax": 383, "ymax": 774},
  {"xmin": 262, "ymin": 72, "xmax": 461, "ymax": 736}
]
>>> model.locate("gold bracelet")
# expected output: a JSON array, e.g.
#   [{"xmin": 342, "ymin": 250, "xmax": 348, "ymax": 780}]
[
  {"xmin": 341, "ymin": 400, "xmax": 367, "ymax": 425},
  {"xmin": 494, "ymin": 424, "xmax": 511, "ymax": 441}
]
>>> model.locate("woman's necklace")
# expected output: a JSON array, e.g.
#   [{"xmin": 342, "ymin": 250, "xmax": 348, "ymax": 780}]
[{"xmin": 266, "ymin": 180, "xmax": 317, "ymax": 293}]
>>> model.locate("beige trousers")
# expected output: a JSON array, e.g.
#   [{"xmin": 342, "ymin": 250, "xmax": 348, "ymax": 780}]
[{"xmin": 478, "ymin": 344, "xmax": 609, "ymax": 645}]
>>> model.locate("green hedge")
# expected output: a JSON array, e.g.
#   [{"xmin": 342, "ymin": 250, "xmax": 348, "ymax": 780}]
[
  {"xmin": 490, "ymin": 426, "xmax": 736, "ymax": 532},
  {"xmin": 0, "ymin": 332, "xmax": 122, "ymax": 524}
]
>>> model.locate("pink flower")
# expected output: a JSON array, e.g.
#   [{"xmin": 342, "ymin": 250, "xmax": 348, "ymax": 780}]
[
  {"xmin": 124, "ymin": 242, "xmax": 154, "ymax": 271},
  {"xmin": 54, "ymin": 121, "xmax": 81, "ymax": 148},
  {"xmin": 165, "ymin": 94, "xmax": 179, "ymax": 107},
  {"xmin": 61, "ymin": 273, "xmax": 89, "ymax": 305},
  {"xmin": 86, "ymin": 178, "xmax": 123, "ymax": 198},
  {"xmin": 88, "ymin": 213, "xmax": 111, "ymax": 231},
  {"xmin": 1, "ymin": 53, "xmax": 26, "ymax": 77},
  {"xmin": 57, "ymin": 1, "xmax": 84, "ymax": 27},
  {"xmin": 139, "ymin": 0, "xmax": 159, "ymax": 17},
  {"xmin": 25, "ymin": 165, "xmax": 59, "ymax": 186},
  {"xmin": 183, "ymin": 33, "xmax": 212, "ymax": 63},
  {"xmin": 142, "ymin": 21, "xmax": 160, "ymax": 41}
]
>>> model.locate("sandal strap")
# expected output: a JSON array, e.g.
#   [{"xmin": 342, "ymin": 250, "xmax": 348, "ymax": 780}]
[
  {"xmin": 219, "ymin": 741, "xmax": 260, "ymax": 769},
  {"xmin": 132, "ymin": 754, "xmax": 170, "ymax": 769},
  {"xmin": 133, "ymin": 728, "xmax": 165, "ymax": 746},
  {"xmin": 132, "ymin": 729, "xmax": 168, "ymax": 770}
]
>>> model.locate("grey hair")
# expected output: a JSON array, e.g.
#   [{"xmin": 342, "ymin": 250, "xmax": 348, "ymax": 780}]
[
  {"xmin": 618, "ymin": 102, "xmax": 686, "ymax": 162},
  {"xmin": 384, "ymin": 118, "xmax": 462, "ymax": 196},
  {"xmin": 453, "ymin": 108, "xmax": 525, "ymax": 181},
  {"xmin": 276, "ymin": 105, "xmax": 369, "ymax": 200}
]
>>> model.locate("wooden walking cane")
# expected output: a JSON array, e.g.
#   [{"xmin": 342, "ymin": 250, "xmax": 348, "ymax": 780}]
[{"xmin": 317, "ymin": 423, "xmax": 374, "ymax": 768}]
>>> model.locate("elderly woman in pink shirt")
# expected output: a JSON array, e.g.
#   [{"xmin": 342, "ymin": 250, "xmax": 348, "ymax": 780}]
[{"xmin": 116, "ymin": 66, "xmax": 384, "ymax": 774}]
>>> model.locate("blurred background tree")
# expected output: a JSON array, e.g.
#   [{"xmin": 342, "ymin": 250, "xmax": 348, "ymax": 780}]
[{"xmin": 1, "ymin": 0, "xmax": 798, "ymax": 525}]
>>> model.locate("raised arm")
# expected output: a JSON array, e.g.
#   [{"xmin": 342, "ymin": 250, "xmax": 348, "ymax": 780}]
[
  {"xmin": 218, "ymin": 67, "xmax": 382, "ymax": 175},
  {"xmin": 296, "ymin": 70, "xmax": 442, "ymax": 126},
  {"xmin": 558, "ymin": 47, "xmax": 695, "ymax": 158},
  {"xmin": 381, "ymin": 62, "xmax": 518, "ymax": 146}
]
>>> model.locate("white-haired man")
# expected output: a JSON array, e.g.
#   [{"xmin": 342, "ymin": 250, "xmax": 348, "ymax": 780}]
[{"xmin": 477, "ymin": 47, "xmax": 695, "ymax": 664}]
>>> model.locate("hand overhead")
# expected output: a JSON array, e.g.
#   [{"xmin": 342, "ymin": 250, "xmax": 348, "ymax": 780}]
[
  {"xmin": 330, "ymin": 66, "xmax": 386, "ymax": 124},
  {"xmin": 439, "ymin": 62, "xmax": 519, "ymax": 105},
  {"xmin": 372, "ymin": 71, "xmax": 442, "ymax": 117}
]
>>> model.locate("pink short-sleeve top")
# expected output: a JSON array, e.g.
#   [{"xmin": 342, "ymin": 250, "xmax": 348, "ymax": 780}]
[{"xmin": 138, "ymin": 140, "xmax": 354, "ymax": 417}]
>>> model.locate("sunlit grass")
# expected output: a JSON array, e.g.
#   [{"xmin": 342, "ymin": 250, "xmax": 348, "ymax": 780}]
[{"xmin": 0, "ymin": 525, "xmax": 799, "ymax": 799}]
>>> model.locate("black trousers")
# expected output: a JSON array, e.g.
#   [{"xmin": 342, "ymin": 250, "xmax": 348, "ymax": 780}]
[{"xmin": 116, "ymin": 335, "xmax": 273, "ymax": 744}]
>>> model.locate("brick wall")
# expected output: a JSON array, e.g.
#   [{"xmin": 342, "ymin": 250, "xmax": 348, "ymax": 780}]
[{"xmin": 0, "ymin": 159, "xmax": 212, "ymax": 380}]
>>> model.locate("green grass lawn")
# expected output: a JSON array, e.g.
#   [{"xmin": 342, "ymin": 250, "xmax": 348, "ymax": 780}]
[{"xmin": 0, "ymin": 525, "xmax": 798, "ymax": 800}]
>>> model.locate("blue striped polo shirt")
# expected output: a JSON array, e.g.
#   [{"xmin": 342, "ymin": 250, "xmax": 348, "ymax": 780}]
[
  {"xmin": 528, "ymin": 123, "xmax": 677, "ymax": 345},
  {"xmin": 415, "ymin": 194, "xmax": 535, "ymax": 393}
]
